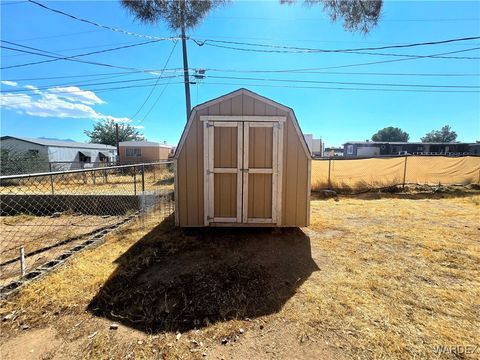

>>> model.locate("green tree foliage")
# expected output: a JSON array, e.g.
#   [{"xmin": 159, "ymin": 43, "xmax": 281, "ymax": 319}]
[
  {"xmin": 372, "ymin": 127, "xmax": 410, "ymax": 142},
  {"xmin": 283, "ymin": 0, "xmax": 383, "ymax": 33},
  {"xmin": 421, "ymin": 125, "xmax": 458, "ymax": 143},
  {"xmin": 121, "ymin": 0, "xmax": 225, "ymax": 29},
  {"xmin": 84, "ymin": 120, "xmax": 144, "ymax": 146}
]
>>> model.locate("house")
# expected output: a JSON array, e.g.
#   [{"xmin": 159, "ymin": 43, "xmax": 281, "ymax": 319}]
[
  {"xmin": 343, "ymin": 141, "xmax": 474, "ymax": 158},
  {"xmin": 303, "ymin": 134, "xmax": 324, "ymax": 157},
  {"xmin": 324, "ymin": 147, "xmax": 344, "ymax": 157},
  {"xmin": 0, "ymin": 136, "xmax": 116, "ymax": 171},
  {"xmin": 118, "ymin": 141, "xmax": 173, "ymax": 164},
  {"xmin": 174, "ymin": 88, "xmax": 311, "ymax": 227}
]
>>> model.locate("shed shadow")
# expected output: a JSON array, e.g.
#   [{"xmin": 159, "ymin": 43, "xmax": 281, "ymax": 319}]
[{"xmin": 87, "ymin": 216, "xmax": 319, "ymax": 334}]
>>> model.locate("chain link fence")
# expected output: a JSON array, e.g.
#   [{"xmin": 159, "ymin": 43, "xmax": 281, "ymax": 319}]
[
  {"xmin": 0, "ymin": 162, "xmax": 175, "ymax": 294},
  {"xmin": 311, "ymin": 155, "xmax": 480, "ymax": 192}
]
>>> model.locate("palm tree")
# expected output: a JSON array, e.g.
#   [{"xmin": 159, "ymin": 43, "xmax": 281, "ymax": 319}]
[{"xmin": 122, "ymin": 0, "xmax": 383, "ymax": 120}]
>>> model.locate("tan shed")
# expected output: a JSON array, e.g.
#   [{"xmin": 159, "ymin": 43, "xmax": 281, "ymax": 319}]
[{"xmin": 174, "ymin": 88, "xmax": 311, "ymax": 227}]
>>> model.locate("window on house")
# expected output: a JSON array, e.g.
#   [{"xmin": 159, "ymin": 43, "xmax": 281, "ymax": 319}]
[
  {"xmin": 347, "ymin": 145, "xmax": 353, "ymax": 155},
  {"xmin": 79, "ymin": 152, "xmax": 91, "ymax": 163},
  {"xmin": 126, "ymin": 148, "xmax": 142, "ymax": 157}
]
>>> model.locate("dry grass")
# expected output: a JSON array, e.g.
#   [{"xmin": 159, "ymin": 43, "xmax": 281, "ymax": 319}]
[
  {"xmin": 1, "ymin": 192, "xmax": 479, "ymax": 359},
  {"xmin": 0, "ymin": 170, "xmax": 174, "ymax": 195}
]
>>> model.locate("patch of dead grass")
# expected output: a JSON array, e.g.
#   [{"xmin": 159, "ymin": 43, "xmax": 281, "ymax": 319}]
[{"xmin": 1, "ymin": 193, "xmax": 479, "ymax": 359}]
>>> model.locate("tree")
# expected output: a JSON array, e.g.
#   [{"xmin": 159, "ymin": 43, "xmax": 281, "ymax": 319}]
[
  {"xmin": 372, "ymin": 127, "xmax": 410, "ymax": 142},
  {"xmin": 122, "ymin": 0, "xmax": 225, "ymax": 120},
  {"xmin": 121, "ymin": 0, "xmax": 383, "ymax": 120},
  {"xmin": 84, "ymin": 120, "xmax": 144, "ymax": 146},
  {"xmin": 289, "ymin": 0, "xmax": 383, "ymax": 34},
  {"xmin": 421, "ymin": 125, "xmax": 457, "ymax": 143}
]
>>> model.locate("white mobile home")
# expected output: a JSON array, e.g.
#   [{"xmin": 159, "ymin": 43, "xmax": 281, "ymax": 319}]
[{"xmin": 0, "ymin": 136, "xmax": 116, "ymax": 171}]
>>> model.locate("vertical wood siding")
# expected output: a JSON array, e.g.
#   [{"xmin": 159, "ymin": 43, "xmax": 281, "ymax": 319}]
[{"xmin": 176, "ymin": 92, "xmax": 309, "ymax": 227}]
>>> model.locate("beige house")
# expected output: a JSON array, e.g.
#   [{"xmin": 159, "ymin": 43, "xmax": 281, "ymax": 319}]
[
  {"xmin": 119, "ymin": 141, "xmax": 173, "ymax": 164},
  {"xmin": 174, "ymin": 88, "xmax": 311, "ymax": 227}
]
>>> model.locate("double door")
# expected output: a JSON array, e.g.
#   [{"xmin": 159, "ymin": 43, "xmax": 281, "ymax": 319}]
[{"xmin": 204, "ymin": 119, "xmax": 283, "ymax": 225}]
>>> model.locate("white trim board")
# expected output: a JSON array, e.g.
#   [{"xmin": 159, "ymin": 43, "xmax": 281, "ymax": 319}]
[{"xmin": 200, "ymin": 116, "xmax": 286, "ymax": 122}]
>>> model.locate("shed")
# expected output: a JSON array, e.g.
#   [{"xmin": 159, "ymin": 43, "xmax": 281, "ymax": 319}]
[{"xmin": 174, "ymin": 88, "xmax": 311, "ymax": 227}]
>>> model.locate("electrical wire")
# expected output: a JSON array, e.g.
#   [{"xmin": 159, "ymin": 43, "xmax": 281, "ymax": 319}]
[
  {"xmin": 1, "ymin": 39, "xmax": 169, "ymax": 69},
  {"xmin": 26, "ymin": 0, "xmax": 179, "ymax": 42},
  {"xmin": 192, "ymin": 36, "xmax": 480, "ymax": 53},
  {"xmin": 0, "ymin": 43, "xmax": 154, "ymax": 72},
  {"xmin": 129, "ymin": 41, "xmax": 178, "ymax": 120}
]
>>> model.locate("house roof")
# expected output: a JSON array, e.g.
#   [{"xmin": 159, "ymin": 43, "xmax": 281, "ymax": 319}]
[
  {"xmin": 174, "ymin": 88, "xmax": 311, "ymax": 159},
  {"xmin": 119, "ymin": 141, "xmax": 173, "ymax": 148},
  {"xmin": 0, "ymin": 136, "xmax": 116, "ymax": 150}
]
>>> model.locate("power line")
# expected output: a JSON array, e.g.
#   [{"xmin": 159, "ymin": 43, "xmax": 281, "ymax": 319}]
[
  {"xmin": 129, "ymin": 41, "xmax": 178, "ymax": 120},
  {"xmin": 3, "ymin": 73, "xmax": 478, "ymax": 97},
  {"xmin": 192, "ymin": 36, "xmax": 480, "ymax": 54},
  {"xmin": 2, "ymin": 81, "xmax": 477, "ymax": 104},
  {"xmin": 0, "ymin": 39, "xmax": 168, "ymax": 69},
  {"xmin": 205, "ymin": 75, "xmax": 480, "ymax": 89},
  {"xmin": 2, "ymin": 39, "xmax": 153, "ymax": 58},
  {"xmin": 199, "ymin": 41, "xmax": 480, "ymax": 59},
  {"xmin": 0, "ymin": 43, "xmax": 154, "ymax": 72},
  {"xmin": 0, "ymin": 75, "xmax": 182, "ymax": 94},
  {"xmin": 3, "ymin": 68, "xmax": 479, "ymax": 84},
  {"xmin": 298, "ymin": 47, "xmax": 480, "ymax": 70},
  {"xmin": 26, "ymin": 0, "xmax": 178, "ymax": 42}
]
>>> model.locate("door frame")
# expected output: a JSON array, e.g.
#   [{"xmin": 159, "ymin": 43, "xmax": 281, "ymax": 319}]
[
  {"xmin": 202, "ymin": 116, "xmax": 285, "ymax": 226},
  {"xmin": 242, "ymin": 121, "xmax": 283, "ymax": 224},
  {"xmin": 203, "ymin": 120, "xmax": 243, "ymax": 225}
]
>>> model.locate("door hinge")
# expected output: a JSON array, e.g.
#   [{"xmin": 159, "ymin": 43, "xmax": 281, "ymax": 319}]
[
  {"xmin": 240, "ymin": 168, "xmax": 249, "ymax": 173},
  {"xmin": 206, "ymin": 122, "xmax": 214, "ymax": 128},
  {"xmin": 207, "ymin": 216, "xmax": 214, "ymax": 220},
  {"xmin": 207, "ymin": 170, "xmax": 214, "ymax": 175}
]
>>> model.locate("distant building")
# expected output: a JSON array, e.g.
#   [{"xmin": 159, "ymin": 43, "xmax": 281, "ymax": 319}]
[
  {"xmin": 343, "ymin": 141, "xmax": 476, "ymax": 158},
  {"xmin": 119, "ymin": 141, "xmax": 174, "ymax": 164},
  {"xmin": 0, "ymin": 136, "xmax": 116, "ymax": 169},
  {"xmin": 303, "ymin": 134, "xmax": 323, "ymax": 157},
  {"xmin": 324, "ymin": 147, "xmax": 344, "ymax": 157}
]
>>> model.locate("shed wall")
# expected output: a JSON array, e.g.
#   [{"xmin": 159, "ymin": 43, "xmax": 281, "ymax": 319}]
[{"xmin": 176, "ymin": 92, "xmax": 310, "ymax": 227}]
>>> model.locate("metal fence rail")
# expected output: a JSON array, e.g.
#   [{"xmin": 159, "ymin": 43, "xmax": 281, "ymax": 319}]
[{"xmin": 0, "ymin": 162, "xmax": 175, "ymax": 291}]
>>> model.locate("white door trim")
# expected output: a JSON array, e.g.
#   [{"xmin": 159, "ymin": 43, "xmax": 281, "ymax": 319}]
[
  {"xmin": 242, "ymin": 121, "xmax": 282, "ymax": 225},
  {"xmin": 204, "ymin": 121, "xmax": 243, "ymax": 225}
]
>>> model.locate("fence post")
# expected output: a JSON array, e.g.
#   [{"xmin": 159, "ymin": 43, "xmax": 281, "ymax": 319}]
[
  {"xmin": 48, "ymin": 163, "xmax": 54, "ymax": 195},
  {"xmin": 327, "ymin": 158, "xmax": 332, "ymax": 190},
  {"xmin": 19, "ymin": 247, "xmax": 25, "ymax": 277},
  {"xmin": 402, "ymin": 156, "xmax": 408, "ymax": 190},
  {"xmin": 153, "ymin": 166, "xmax": 156, "ymax": 182},
  {"xmin": 133, "ymin": 166, "xmax": 137, "ymax": 195},
  {"xmin": 93, "ymin": 169, "xmax": 96, "ymax": 185},
  {"xmin": 141, "ymin": 164, "xmax": 145, "ymax": 193}
]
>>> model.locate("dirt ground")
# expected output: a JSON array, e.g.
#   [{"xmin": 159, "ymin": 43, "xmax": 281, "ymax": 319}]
[
  {"xmin": 0, "ymin": 214, "xmax": 125, "ymax": 287},
  {"xmin": 0, "ymin": 190, "xmax": 479, "ymax": 360}
]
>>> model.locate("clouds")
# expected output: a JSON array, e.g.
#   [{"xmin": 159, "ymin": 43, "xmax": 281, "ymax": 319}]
[
  {"xmin": 1, "ymin": 80, "xmax": 18, "ymax": 87},
  {"xmin": 0, "ymin": 82, "xmax": 130, "ymax": 123}
]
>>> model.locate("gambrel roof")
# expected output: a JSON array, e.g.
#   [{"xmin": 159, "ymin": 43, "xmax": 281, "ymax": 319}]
[{"xmin": 174, "ymin": 88, "xmax": 311, "ymax": 159}]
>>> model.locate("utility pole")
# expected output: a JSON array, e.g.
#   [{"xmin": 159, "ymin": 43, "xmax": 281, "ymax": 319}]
[
  {"xmin": 115, "ymin": 123, "xmax": 120, "ymax": 165},
  {"xmin": 180, "ymin": 4, "xmax": 191, "ymax": 121}
]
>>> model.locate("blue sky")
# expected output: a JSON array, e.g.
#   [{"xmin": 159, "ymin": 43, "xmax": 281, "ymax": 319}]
[{"xmin": 1, "ymin": 0, "xmax": 479, "ymax": 147}]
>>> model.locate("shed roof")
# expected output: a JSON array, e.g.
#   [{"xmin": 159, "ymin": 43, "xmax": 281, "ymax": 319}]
[
  {"xmin": 174, "ymin": 88, "xmax": 311, "ymax": 159},
  {"xmin": 0, "ymin": 136, "xmax": 116, "ymax": 150}
]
